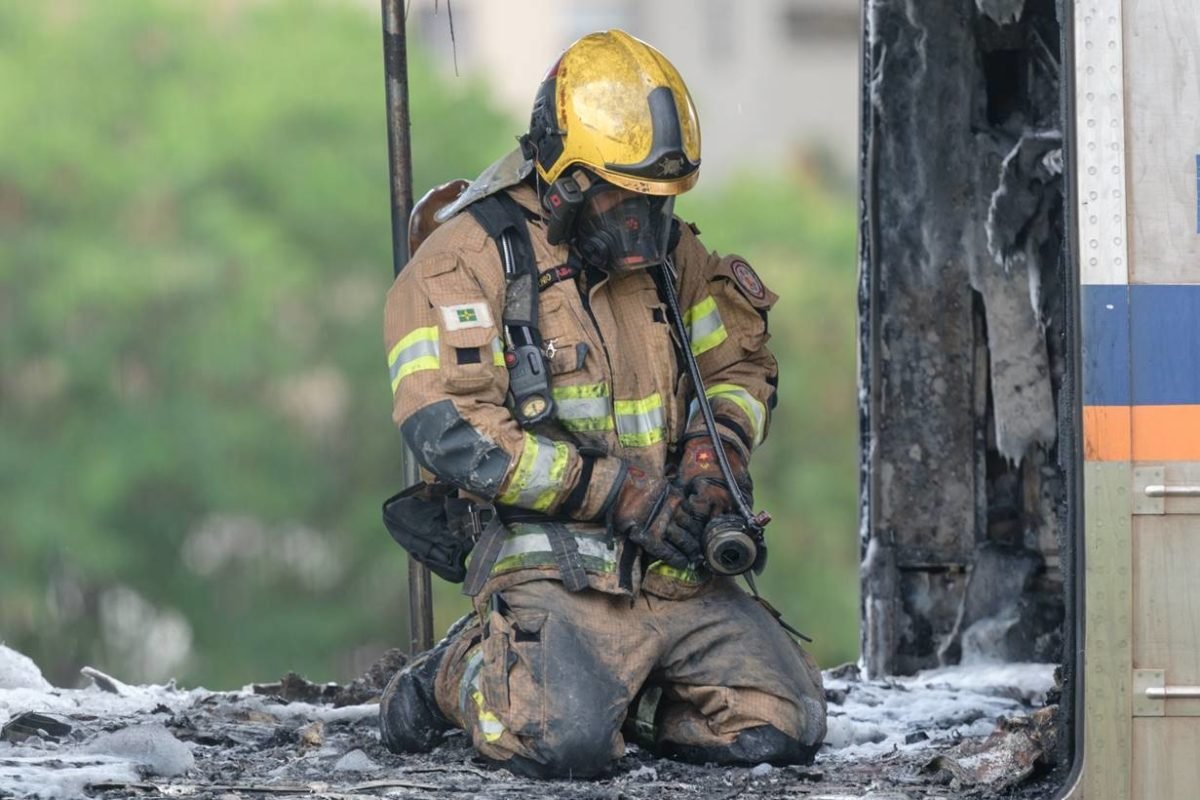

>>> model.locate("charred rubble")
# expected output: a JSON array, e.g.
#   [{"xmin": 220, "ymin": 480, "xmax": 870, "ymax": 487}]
[{"xmin": 1, "ymin": 644, "xmax": 1061, "ymax": 800}]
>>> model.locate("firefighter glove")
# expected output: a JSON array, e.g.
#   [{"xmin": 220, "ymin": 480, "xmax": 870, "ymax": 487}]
[
  {"xmin": 610, "ymin": 466, "xmax": 702, "ymax": 569},
  {"xmin": 676, "ymin": 436, "xmax": 753, "ymax": 526}
]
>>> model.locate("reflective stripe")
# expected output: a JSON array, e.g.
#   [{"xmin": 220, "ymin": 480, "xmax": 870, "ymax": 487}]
[
  {"xmin": 647, "ymin": 560, "xmax": 705, "ymax": 585},
  {"xmin": 388, "ymin": 326, "xmax": 440, "ymax": 392},
  {"xmin": 552, "ymin": 382, "xmax": 614, "ymax": 432},
  {"xmin": 495, "ymin": 531, "xmax": 614, "ymax": 563},
  {"xmin": 683, "ymin": 295, "xmax": 728, "ymax": 356},
  {"xmin": 497, "ymin": 433, "xmax": 571, "ymax": 511},
  {"xmin": 614, "ymin": 392, "xmax": 666, "ymax": 447},
  {"xmin": 491, "ymin": 337, "xmax": 505, "ymax": 367},
  {"xmin": 490, "ymin": 527, "xmax": 618, "ymax": 576},
  {"xmin": 457, "ymin": 646, "xmax": 484, "ymax": 717},
  {"xmin": 458, "ymin": 645, "xmax": 505, "ymax": 743},
  {"xmin": 697, "ymin": 383, "xmax": 768, "ymax": 447},
  {"xmin": 472, "ymin": 689, "xmax": 505, "ymax": 742}
]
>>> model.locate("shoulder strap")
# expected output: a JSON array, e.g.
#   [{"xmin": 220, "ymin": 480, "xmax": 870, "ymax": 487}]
[
  {"xmin": 467, "ymin": 193, "xmax": 539, "ymax": 332},
  {"xmin": 466, "ymin": 192, "xmax": 555, "ymax": 427}
]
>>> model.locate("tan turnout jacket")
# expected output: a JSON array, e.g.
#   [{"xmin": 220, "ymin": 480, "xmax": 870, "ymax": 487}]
[{"xmin": 384, "ymin": 183, "xmax": 777, "ymax": 599}]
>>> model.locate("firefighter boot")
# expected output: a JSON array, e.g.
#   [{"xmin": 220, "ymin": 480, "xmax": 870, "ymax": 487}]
[{"xmin": 379, "ymin": 616, "xmax": 475, "ymax": 753}]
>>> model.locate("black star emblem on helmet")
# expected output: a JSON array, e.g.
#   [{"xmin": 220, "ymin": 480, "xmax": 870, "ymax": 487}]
[{"xmin": 657, "ymin": 156, "xmax": 685, "ymax": 177}]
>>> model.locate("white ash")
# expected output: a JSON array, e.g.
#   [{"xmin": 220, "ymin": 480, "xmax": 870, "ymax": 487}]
[
  {"xmin": 0, "ymin": 645, "xmax": 52, "ymax": 692},
  {"xmin": 81, "ymin": 723, "xmax": 194, "ymax": 777},
  {"xmin": 626, "ymin": 765, "xmax": 657, "ymax": 781},
  {"xmin": 0, "ymin": 756, "xmax": 140, "ymax": 800},
  {"xmin": 332, "ymin": 748, "xmax": 378, "ymax": 773},
  {"xmin": 819, "ymin": 661, "xmax": 1055, "ymax": 763}
]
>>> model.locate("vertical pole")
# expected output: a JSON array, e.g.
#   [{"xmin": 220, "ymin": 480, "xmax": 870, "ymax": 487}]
[{"xmin": 381, "ymin": 0, "xmax": 435, "ymax": 654}]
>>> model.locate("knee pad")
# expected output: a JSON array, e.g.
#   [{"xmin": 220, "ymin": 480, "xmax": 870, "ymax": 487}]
[
  {"xmin": 498, "ymin": 720, "xmax": 618, "ymax": 779},
  {"xmin": 663, "ymin": 724, "xmax": 820, "ymax": 767}
]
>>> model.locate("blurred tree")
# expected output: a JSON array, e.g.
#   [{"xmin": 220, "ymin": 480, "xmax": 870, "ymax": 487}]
[
  {"xmin": 0, "ymin": 0, "xmax": 859, "ymax": 687},
  {"xmin": 0, "ymin": 0, "xmax": 514, "ymax": 687}
]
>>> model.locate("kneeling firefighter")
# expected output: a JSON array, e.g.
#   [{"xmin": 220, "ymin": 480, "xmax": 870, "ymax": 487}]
[{"xmin": 379, "ymin": 30, "xmax": 826, "ymax": 777}]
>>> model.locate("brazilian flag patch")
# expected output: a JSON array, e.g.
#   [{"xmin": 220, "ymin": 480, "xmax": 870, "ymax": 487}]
[{"xmin": 441, "ymin": 302, "xmax": 492, "ymax": 331}]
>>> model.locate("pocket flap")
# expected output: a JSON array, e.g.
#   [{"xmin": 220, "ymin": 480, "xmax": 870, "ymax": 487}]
[{"xmin": 443, "ymin": 324, "xmax": 497, "ymax": 349}]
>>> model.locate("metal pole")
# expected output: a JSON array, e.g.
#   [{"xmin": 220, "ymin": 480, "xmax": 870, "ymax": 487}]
[{"xmin": 381, "ymin": 0, "xmax": 435, "ymax": 654}]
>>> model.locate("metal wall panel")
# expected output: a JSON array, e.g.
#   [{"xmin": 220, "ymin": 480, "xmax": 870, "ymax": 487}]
[
  {"xmin": 1123, "ymin": 0, "xmax": 1200, "ymax": 284},
  {"xmin": 1076, "ymin": 0, "xmax": 1132, "ymax": 286}
]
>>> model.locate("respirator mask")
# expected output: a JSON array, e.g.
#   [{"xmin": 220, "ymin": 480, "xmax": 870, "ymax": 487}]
[{"xmin": 543, "ymin": 172, "xmax": 675, "ymax": 273}]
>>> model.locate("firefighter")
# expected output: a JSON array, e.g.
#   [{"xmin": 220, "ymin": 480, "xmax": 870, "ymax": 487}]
[{"xmin": 379, "ymin": 30, "xmax": 826, "ymax": 777}]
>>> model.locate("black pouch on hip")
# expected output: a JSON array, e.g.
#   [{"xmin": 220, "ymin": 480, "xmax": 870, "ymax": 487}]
[{"xmin": 381, "ymin": 482, "xmax": 488, "ymax": 583}]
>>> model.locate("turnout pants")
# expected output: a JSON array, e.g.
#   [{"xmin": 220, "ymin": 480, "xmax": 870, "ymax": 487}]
[{"xmin": 433, "ymin": 578, "xmax": 827, "ymax": 777}]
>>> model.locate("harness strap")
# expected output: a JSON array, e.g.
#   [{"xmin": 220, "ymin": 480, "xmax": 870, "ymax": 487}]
[
  {"xmin": 461, "ymin": 511, "xmax": 508, "ymax": 597},
  {"xmin": 546, "ymin": 523, "xmax": 590, "ymax": 592}
]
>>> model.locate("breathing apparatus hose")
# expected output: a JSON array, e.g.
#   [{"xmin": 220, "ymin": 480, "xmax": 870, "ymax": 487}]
[{"xmin": 658, "ymin": 258, "xmax": 771, "ymax": 575}]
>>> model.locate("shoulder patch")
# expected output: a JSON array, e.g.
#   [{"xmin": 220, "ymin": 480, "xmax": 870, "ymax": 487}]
[
  {"xmin": 441, "ymin": 302, "xmax": 493, "ymax": 331},
  {"xmin": 730, "ymin": 259, "xmax": 766, "ymax": 301}
]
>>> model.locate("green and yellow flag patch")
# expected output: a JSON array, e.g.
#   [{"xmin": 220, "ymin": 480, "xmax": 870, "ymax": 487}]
[{"xmin": 440, "ymin": 302, "xmax": 492, "ymax": 331}]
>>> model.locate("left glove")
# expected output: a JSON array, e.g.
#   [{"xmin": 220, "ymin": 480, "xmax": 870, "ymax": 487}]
[
  {"xmin": 675, "ymin": 436, "xmax": 753, "ymax": 525},
  {"xmin": 611, "ymin": 466, "xmax": 703, "ymax": 568}
]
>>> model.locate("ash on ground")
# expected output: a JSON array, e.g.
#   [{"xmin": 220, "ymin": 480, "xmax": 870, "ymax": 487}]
[{"xmin": 0, "ymin": 645, "xmax": 1063, "ymax": 800}]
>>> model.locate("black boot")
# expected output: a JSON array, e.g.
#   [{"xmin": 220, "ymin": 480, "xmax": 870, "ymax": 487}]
[{"xmin": 379, "ymin": 616, "xmax": 471, "ymax": 754}]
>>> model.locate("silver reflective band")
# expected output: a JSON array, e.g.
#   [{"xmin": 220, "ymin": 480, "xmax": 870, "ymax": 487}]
[
  {"xmin": 498, "ymin": 434, "xmax": 570, "ymax": 510},
  {"xmin": 691, "ymin": 383, "xmax": 767, "ymax": 447},
  {"xmin": 458, "ymin": 646, "xmax": 484, "ymax": 715},
  {"xmin": 389, "ymin": 338, "xmax": 438, "ymax": 383},
  {"xmin": 494, "ymin": 531, "xmax": 616, "ymax": 565},
  {"xmin": 683, "ymin": 295, "xmax": 728, "ymax": 356},
  {"xmin": 614, "ymin": 393, "xmax": 666, "ymax": 446}
]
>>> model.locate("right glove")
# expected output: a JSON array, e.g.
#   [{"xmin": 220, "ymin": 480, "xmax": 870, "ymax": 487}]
[
  {"xmin": 610, "ymin": 466, "xmax": 703, "ymax": 569},
  {"xmin": 675, "ymin": 436, "xmax": 753, "ymax": 527}
]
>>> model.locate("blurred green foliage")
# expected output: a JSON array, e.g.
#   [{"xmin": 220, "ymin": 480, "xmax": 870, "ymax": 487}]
[{"xmin": 0, "ymin": 0, "xmax": 858, "ymax": 688}]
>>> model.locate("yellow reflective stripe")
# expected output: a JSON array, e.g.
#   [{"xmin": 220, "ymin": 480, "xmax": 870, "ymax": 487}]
[
  {"xmin": 553, "ymin": 382, "xmax": 614, "ymax": 432},
  {"xmin": 498, "ymin": 433, "xmax": 571, "ymax": 511},
  {"xmin": 614, "ymin": 392, "xmax": 665, "ymax": 447},
  {"xmin": 683, "ymin": 295, "xmax": 728, "ymax": 356},
  {"xmin": 614, "ymin": 393, "xmax": 663, "ymax": 416},
  {"xmin": 552, "ymin": 382, "xmax": 609, "ymax": 400},
  {"xmin": 705, "ymin": 383, "xmax": 767, "ymax": 447},
  {"xmin": 489, "ymin": 528, "xmax": 619, "ymax": 576},
  {"xmin": 491, "ymin": 337, "xmax": 506, "ymax": 366},
  {"xmin": 457, "ymin": 647, "xmax": 484, "ymax": 715},
  {"xmin": 388, "ymin": 326, "xmax": 440, "ymax": 393},
  {"xmin": 647, "ymin": 560, "xmax": 705, "ymax": 584},
  {"xmin": 535, "ymin": 441, "xmax": 571, "ymax": 510},
  {"xmin": 471, "ymin": 689, "xmax": 505, "ymax": 742}
]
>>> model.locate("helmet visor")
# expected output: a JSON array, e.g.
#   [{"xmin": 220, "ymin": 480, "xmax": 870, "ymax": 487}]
[{"xmin": 575, "ymin": 185, "xmax": 675, "ymax": 272}]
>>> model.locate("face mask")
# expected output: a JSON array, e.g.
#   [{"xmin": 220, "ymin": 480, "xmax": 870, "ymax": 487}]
[{"xmin": 573, "ymin": 184, "xmax": 675, "ymax": 273}]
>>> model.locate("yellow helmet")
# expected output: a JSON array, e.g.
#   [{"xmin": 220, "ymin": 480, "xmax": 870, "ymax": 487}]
[{"xmin": 522, "ymin": 30, "xmax": 701, "ymax": 196}]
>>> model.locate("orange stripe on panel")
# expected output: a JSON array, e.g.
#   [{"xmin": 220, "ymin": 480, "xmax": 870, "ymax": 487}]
[
  {"xmin": 1083, "ymin": 406, "xmax": 1132, "ymax": 461},
  {"xmin": 1132, "ymin": 405, "xmax": 1200, "ymax": 461}
]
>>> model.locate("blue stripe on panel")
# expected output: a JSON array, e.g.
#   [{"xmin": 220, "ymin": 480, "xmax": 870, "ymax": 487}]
[
  {"xmin": 1130, "ymin": 284, "xmax": 1200, "ymax": 405},
  {"xmin": 1081, "ymin": 284, "xmax": 1131, "ymax": 406}
]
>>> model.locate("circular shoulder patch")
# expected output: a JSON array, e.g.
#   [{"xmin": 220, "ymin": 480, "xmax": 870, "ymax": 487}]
[{"xmin": 730, "ymin": 259, "xmax": 766, "ymax": 301}]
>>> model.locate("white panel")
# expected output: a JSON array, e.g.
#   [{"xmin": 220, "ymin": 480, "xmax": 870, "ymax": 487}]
[
  {"xmin": 1124, "ymin": 0, "xmax": 1200, "ymax": 283},
  {"xmin": 1076, "ymin": 0, "xmax": 1132, "ymax": 285}
]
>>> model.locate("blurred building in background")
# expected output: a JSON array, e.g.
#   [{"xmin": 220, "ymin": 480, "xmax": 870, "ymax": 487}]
[{"xmin": 408, "ymin": 0, "xmax": 860, "ymax": 183}]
